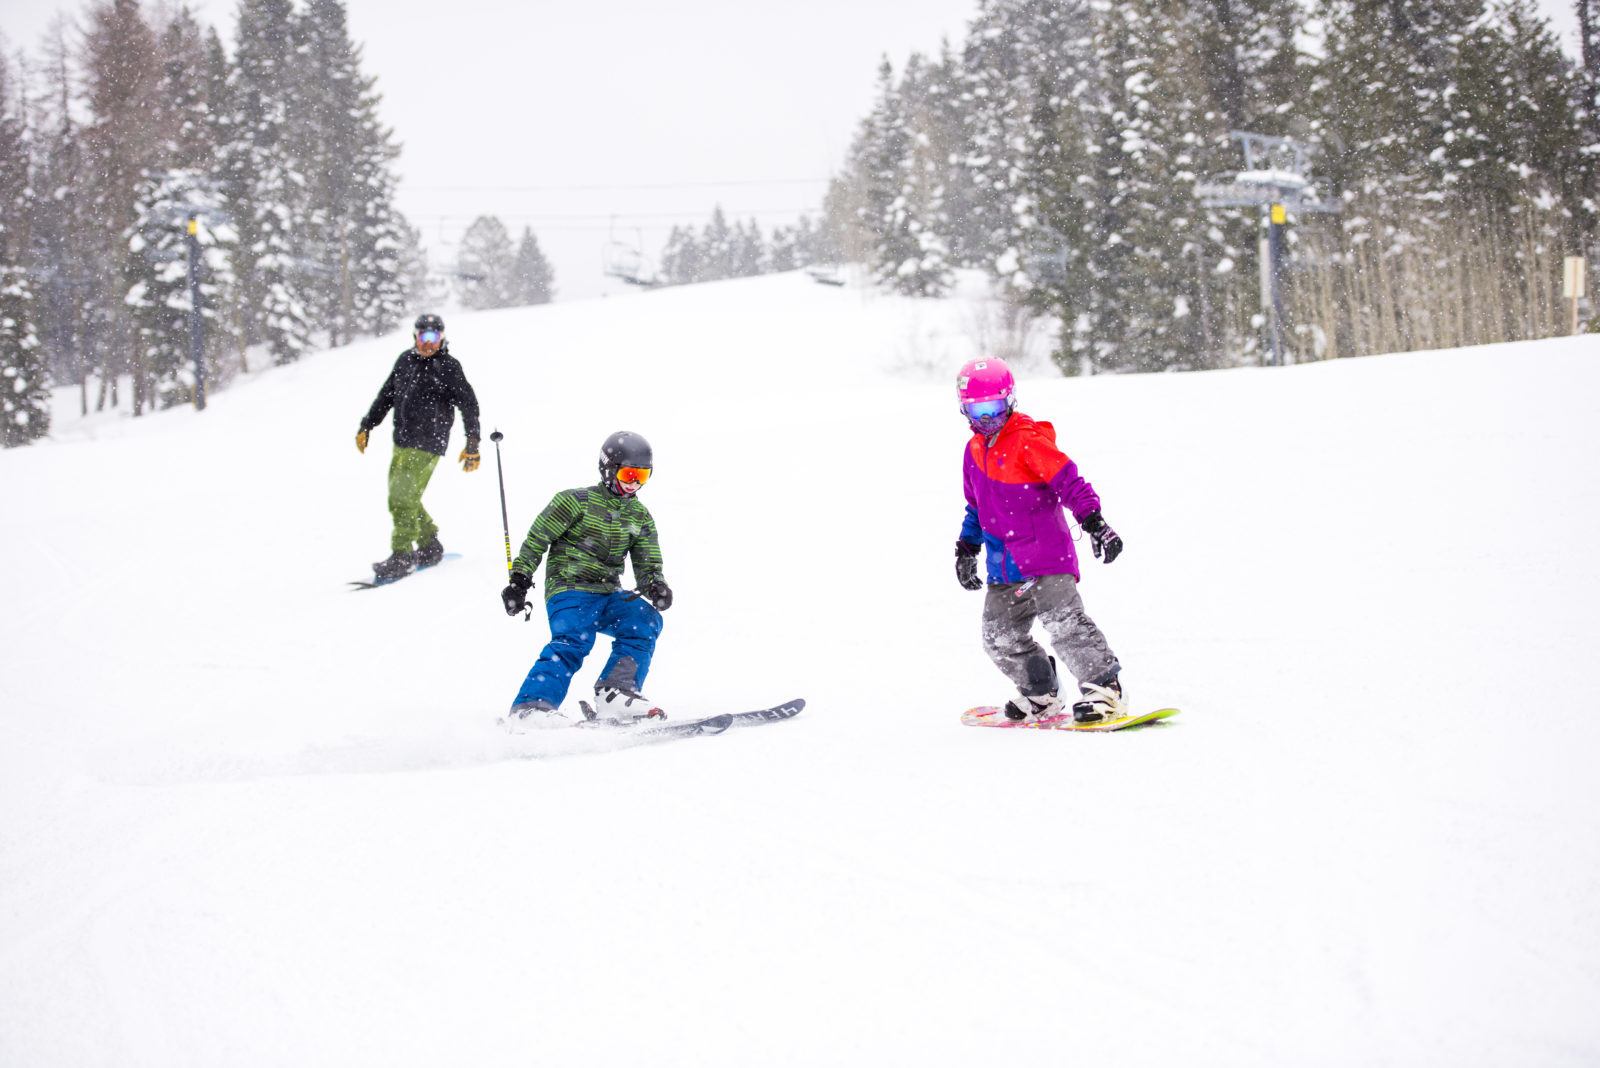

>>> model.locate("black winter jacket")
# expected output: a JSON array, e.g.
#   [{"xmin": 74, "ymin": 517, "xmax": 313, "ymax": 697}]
[{"xmin": 360, "ymin": 345, "xmax": 481, "ymax": 457}]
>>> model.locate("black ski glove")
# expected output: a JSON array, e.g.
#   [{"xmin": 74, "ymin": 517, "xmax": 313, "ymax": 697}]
[
  {"xmin": 955, "ymin": 539, "xmax": 983, "ymax": 590},
  {"xmin": 1081, "ymin": 511, "xmax": 1123, "ymax": 565},
  {"xmin": 502, "ymin": 570, "xmax": 533, "ymax": 616},
  {"xmin": 642, "ymin": 576, "xmax": 673, "ymax": 611}
]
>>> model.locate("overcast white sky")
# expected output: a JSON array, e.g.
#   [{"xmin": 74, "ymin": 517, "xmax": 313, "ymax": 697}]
[{"xmin": 1, "ymin": 0, "xmax": 1587, "ymax": 303}]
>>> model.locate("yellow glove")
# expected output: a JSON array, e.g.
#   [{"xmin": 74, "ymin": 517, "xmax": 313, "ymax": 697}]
[
  {"xmin": 460, "ymin": 438, "xmax": 480, "ymax": 472},
  {"xmin": 356, "ymin": 428, "xmax": 369, "ymax": 453}
]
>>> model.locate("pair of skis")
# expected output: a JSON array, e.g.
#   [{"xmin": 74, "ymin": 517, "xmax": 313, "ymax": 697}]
[{"xmin": 505, "ymin": 698, "xmax": 807, "ymax": 745}]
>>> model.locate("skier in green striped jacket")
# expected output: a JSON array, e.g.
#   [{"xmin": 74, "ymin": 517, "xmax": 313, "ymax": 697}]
[{"xmin": 501, "ymin": 431, "xmax": 674, "ymax": 729}]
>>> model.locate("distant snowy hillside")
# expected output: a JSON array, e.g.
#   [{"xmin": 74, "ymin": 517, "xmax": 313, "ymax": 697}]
[{"xmin": 3, "ymin": 271, "xmax": 1598, "ymax": 1066}]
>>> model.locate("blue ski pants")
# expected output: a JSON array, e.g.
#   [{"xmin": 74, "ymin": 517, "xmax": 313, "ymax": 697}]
[{"xmin": 510, "ymin": 589, "xmax": 664, "ymax": 711}]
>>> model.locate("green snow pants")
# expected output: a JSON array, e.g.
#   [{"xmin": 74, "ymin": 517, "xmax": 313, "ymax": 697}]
[{"xmin": 387, "ymin": 446, "xmax": 442, "ymax": 553}]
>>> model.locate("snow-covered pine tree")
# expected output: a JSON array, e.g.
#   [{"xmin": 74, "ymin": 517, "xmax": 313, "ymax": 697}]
[
  {"xmin": 1011, "ymin": 75, "xmax": 1091, "ymax": 359},
  {"xmin": 1192, "ymin": 0, "xmax": 1309, "ymax": 135},
  {"xmin": 296, "ymin": 0, "xmax": 362, "ymax": 345},
  {"xmin": 793, "ymin": 213, "xmax": 832, "ymax": 266},
  {"xmin": 882, "ymin": 52, "xmax": 953, "ymax": 296},
  {"xmin": 297, "ymin": 0, "xmax": 411, "ymax": 343},
  {"xmin": 344, "ymin": 82, "xmax": 411, "ymax": 335},
  {"xmin": 1472, "ymin": 0, "xmax": 1587, "ymax": 222},
  {"xmin": 1581, "ymin": 0, "xmax": 1600, "ymax": 163},
  {"xmin": 510, "ymin": 228, "xmax": 555, "ymax": 305},
  {"xmin": 820, "ymin": 140, "xmax": 872, "ymax": 268},
  {"xmin": 660, "ymin": 226, "xmax": 704, "ymax": 285},
  {"xmin": 1309, "ymin": 0, "xmax": 1588, "ymax": 353},
  {"xmin": 1316, "ymin": 0, "xmax": 1494, "ymax": 213},
  {"xmin": 956, "ymin": 0, "xmax": 1031, "ymax": 277},
  {"xmin": 918, "ymin": 39, "xmax": 979, "ymax": 269},
  {"xmin": 198, "ymin": 25, "xmax": 252, "ymax": 370},
  {"xmin": 731, "ymin": 219, "xmax": 766, "ymax": 278},
  {"xmin": 456, "ymin": 215, "xmax": 517, "ymax": 308},
  {"xmin": 994, "ymin": 1, "xmax": 1098, "ymax": 311},
  {"xmin": 700, "ymin": 206, "xmax": 736, "ymax": 282},
  {"xmin": 24, "ymin": 21, "xmax": 94, "ymax": 408},
  {"xmin": 227, "ymin": 0, "xmax": 310, "ymax": 365},
  {"xmin": 118, "ymin": 5, "xmax": 238, "ymax": 409},
  {"xmin": 395, "ymin": 219, "xmax": 439, "ymax": 310},
  {"xmin": 82, "ymin": 0, "xmax": 162, "ymax": 411},
  {"xmin": 1073, "ymin": 1, "xmax": 1153, "ymax": 369},
  {"xmin": 154, "ymin": 6, "xmax": 216, "ymax": 171},
  {"xmin": 1186, "ymin": 0, "xmax": 1309, "ymax": 364},
  {"xmin": 202, "ymin": 25, "xmax": 232, "ymax": 151},
  {"xmin": 123, "ymin": 170, "xmax": 236, "ymax": 407},
  {"xmin": 958, "ymin": 0, "xmax": 1096, "ymax": 279},
  {"xmin": 0, "ymin": 51, "xmax": 48, "ymax": 446},
  {"xmin": 767, "ymin": 224, "xmax": 800, "ymax": 272},
  {"xmin": 849, "ymin": 57, "xmax": 947, "ymax": 296},
  {"xmin": 1017, "ymin": 0, "xmax": 1217, "ymax": 371}
]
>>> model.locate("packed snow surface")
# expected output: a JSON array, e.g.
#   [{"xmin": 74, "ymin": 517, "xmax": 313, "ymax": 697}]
[{"xmin": 3, "ymin": 271, "xmax": 1598, "ymax": 1066}]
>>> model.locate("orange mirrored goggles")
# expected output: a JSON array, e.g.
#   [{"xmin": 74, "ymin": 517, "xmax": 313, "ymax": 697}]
[{"xmin": 616, "ymin": 465, "xmax": 652, "ymax": 486}]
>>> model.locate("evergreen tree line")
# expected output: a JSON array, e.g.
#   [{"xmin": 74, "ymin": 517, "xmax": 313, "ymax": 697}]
[
  {"xmin": 0, "ymin": 0, "xmax": 423, "ymax": 447},
  {"xmin": 656, "ymin": 207, "xmax": 834, "ymax": 286},
  {"xmin": 827, "ymin": 0, "xmax": 1599, "ymax": 373},
  {"xmin": 454, "ymin": 216, "xmax": 556, "ymax": 309}
]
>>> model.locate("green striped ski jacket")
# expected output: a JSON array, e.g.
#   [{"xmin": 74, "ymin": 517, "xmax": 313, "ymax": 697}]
[{"xmin": 512, "ymin": 484, "xmax": 665, "ymax": 599}]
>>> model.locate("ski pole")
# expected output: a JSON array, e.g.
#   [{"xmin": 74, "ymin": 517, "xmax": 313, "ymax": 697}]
[
  {"xmin": 490, "ymin": 430, "xmax": 533, "ymax": 622},
  {"xmin": 490, "ymin": 430, "xmax": 513, "ymax": 573}
]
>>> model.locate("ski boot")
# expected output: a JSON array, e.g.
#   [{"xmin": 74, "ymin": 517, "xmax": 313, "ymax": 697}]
[
  {"xmin": 1071, "ymin": 678, "xmax": 1126, "ymax": 724},
  {"xmin": 586, "ymin": 686, "xmax": 667, "ymax": 726},
  {"xmin": 414, "ymin": 535, "xmax": 444, "ymax": 569},
  {"xmin": 372, "ymin": 550, "xmax": 416, "ymax": 583},
  {"xmin": 1003, "ymin": 653, "xmax": 1063, "ymax": 721},
  {"xmin": 504, "ymin": 699, "xmax": 571, "ymax": 731}
]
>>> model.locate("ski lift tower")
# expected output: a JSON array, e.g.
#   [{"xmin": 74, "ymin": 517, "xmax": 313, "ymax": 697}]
[
  {"xmin": 1197, "ymin": 132, "xmax": 1339, "ymax": 366},
  {"xmin": 151, "ymin": 179, "xmax": 231, "ymax": 410}
]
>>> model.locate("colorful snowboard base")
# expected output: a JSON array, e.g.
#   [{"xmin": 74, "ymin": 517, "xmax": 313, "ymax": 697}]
[{"xmin": 961, "ymin": 706, "xmax": 1180, "ymax": 732}]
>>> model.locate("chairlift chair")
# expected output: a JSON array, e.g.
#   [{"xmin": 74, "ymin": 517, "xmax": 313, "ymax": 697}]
[
  {"xmin": 603, "ymin": 240, "xmax": 659, "ymax": 287},
  {"xmin": 806, "ymin": 263, "xmax": 846, "ymax": 287}
]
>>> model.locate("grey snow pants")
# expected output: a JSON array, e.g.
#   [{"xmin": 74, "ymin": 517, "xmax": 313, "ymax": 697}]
[{"xmin": 981, "ymin": 573, "xmax": 1120, "ymax": 696}]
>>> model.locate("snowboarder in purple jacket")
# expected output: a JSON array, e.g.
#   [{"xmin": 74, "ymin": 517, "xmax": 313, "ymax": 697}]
[{"xmin": 955, "ymin": 357, "xmax": 1128, "ymax": 724}]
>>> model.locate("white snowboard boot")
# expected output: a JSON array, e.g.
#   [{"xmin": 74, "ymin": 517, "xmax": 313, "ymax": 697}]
[
  {"xmin": 589, "ymin": 686, "xmax": 667, "ymax": 726},
  {"xmin": 1071, "ymin": 679, "xmax": 1127, "ymax": 724},
  {"xmin": 1002, "ymin": 692, "xmax": 1065, "ymax": 722}
]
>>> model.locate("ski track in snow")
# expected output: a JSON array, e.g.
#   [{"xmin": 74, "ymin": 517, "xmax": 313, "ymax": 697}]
[
  {"xmin": 3, "ymin": 271, "xmax": 1599, "ymax": 1066},
  {"xmin": 87, "ymin": 717, "xmax": 797, "ymax": 787}
]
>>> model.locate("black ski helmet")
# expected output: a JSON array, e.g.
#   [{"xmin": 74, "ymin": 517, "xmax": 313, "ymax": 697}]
[
  {"xmin": 598, "ymin": 430, "xmax": 653, "ymax": 492},
  {"xmin": 414, "ymin": 312, "xmax": 445, "ymax": 336}
]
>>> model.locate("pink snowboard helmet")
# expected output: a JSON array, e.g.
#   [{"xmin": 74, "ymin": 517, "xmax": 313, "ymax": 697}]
[{"xmin": 956, "ymin": 357, "xmax": 1016, "ymax": 435}]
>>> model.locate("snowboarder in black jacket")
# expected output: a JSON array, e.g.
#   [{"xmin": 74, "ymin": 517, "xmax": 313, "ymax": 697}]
[{"xmin": 356, "ymin": 313, "xmax": 482, "ymax": 581}]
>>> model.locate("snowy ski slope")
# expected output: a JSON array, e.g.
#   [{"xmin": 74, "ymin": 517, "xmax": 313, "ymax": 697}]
[{"xmin": 2, "ymin": 271, "xmax": 1598, "ymax": 1066}]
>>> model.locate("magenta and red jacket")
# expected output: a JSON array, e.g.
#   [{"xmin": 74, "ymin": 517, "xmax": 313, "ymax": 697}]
[{"xmin": 959, "ymin": 411, "xmax": 1102, "ymax": 584}]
